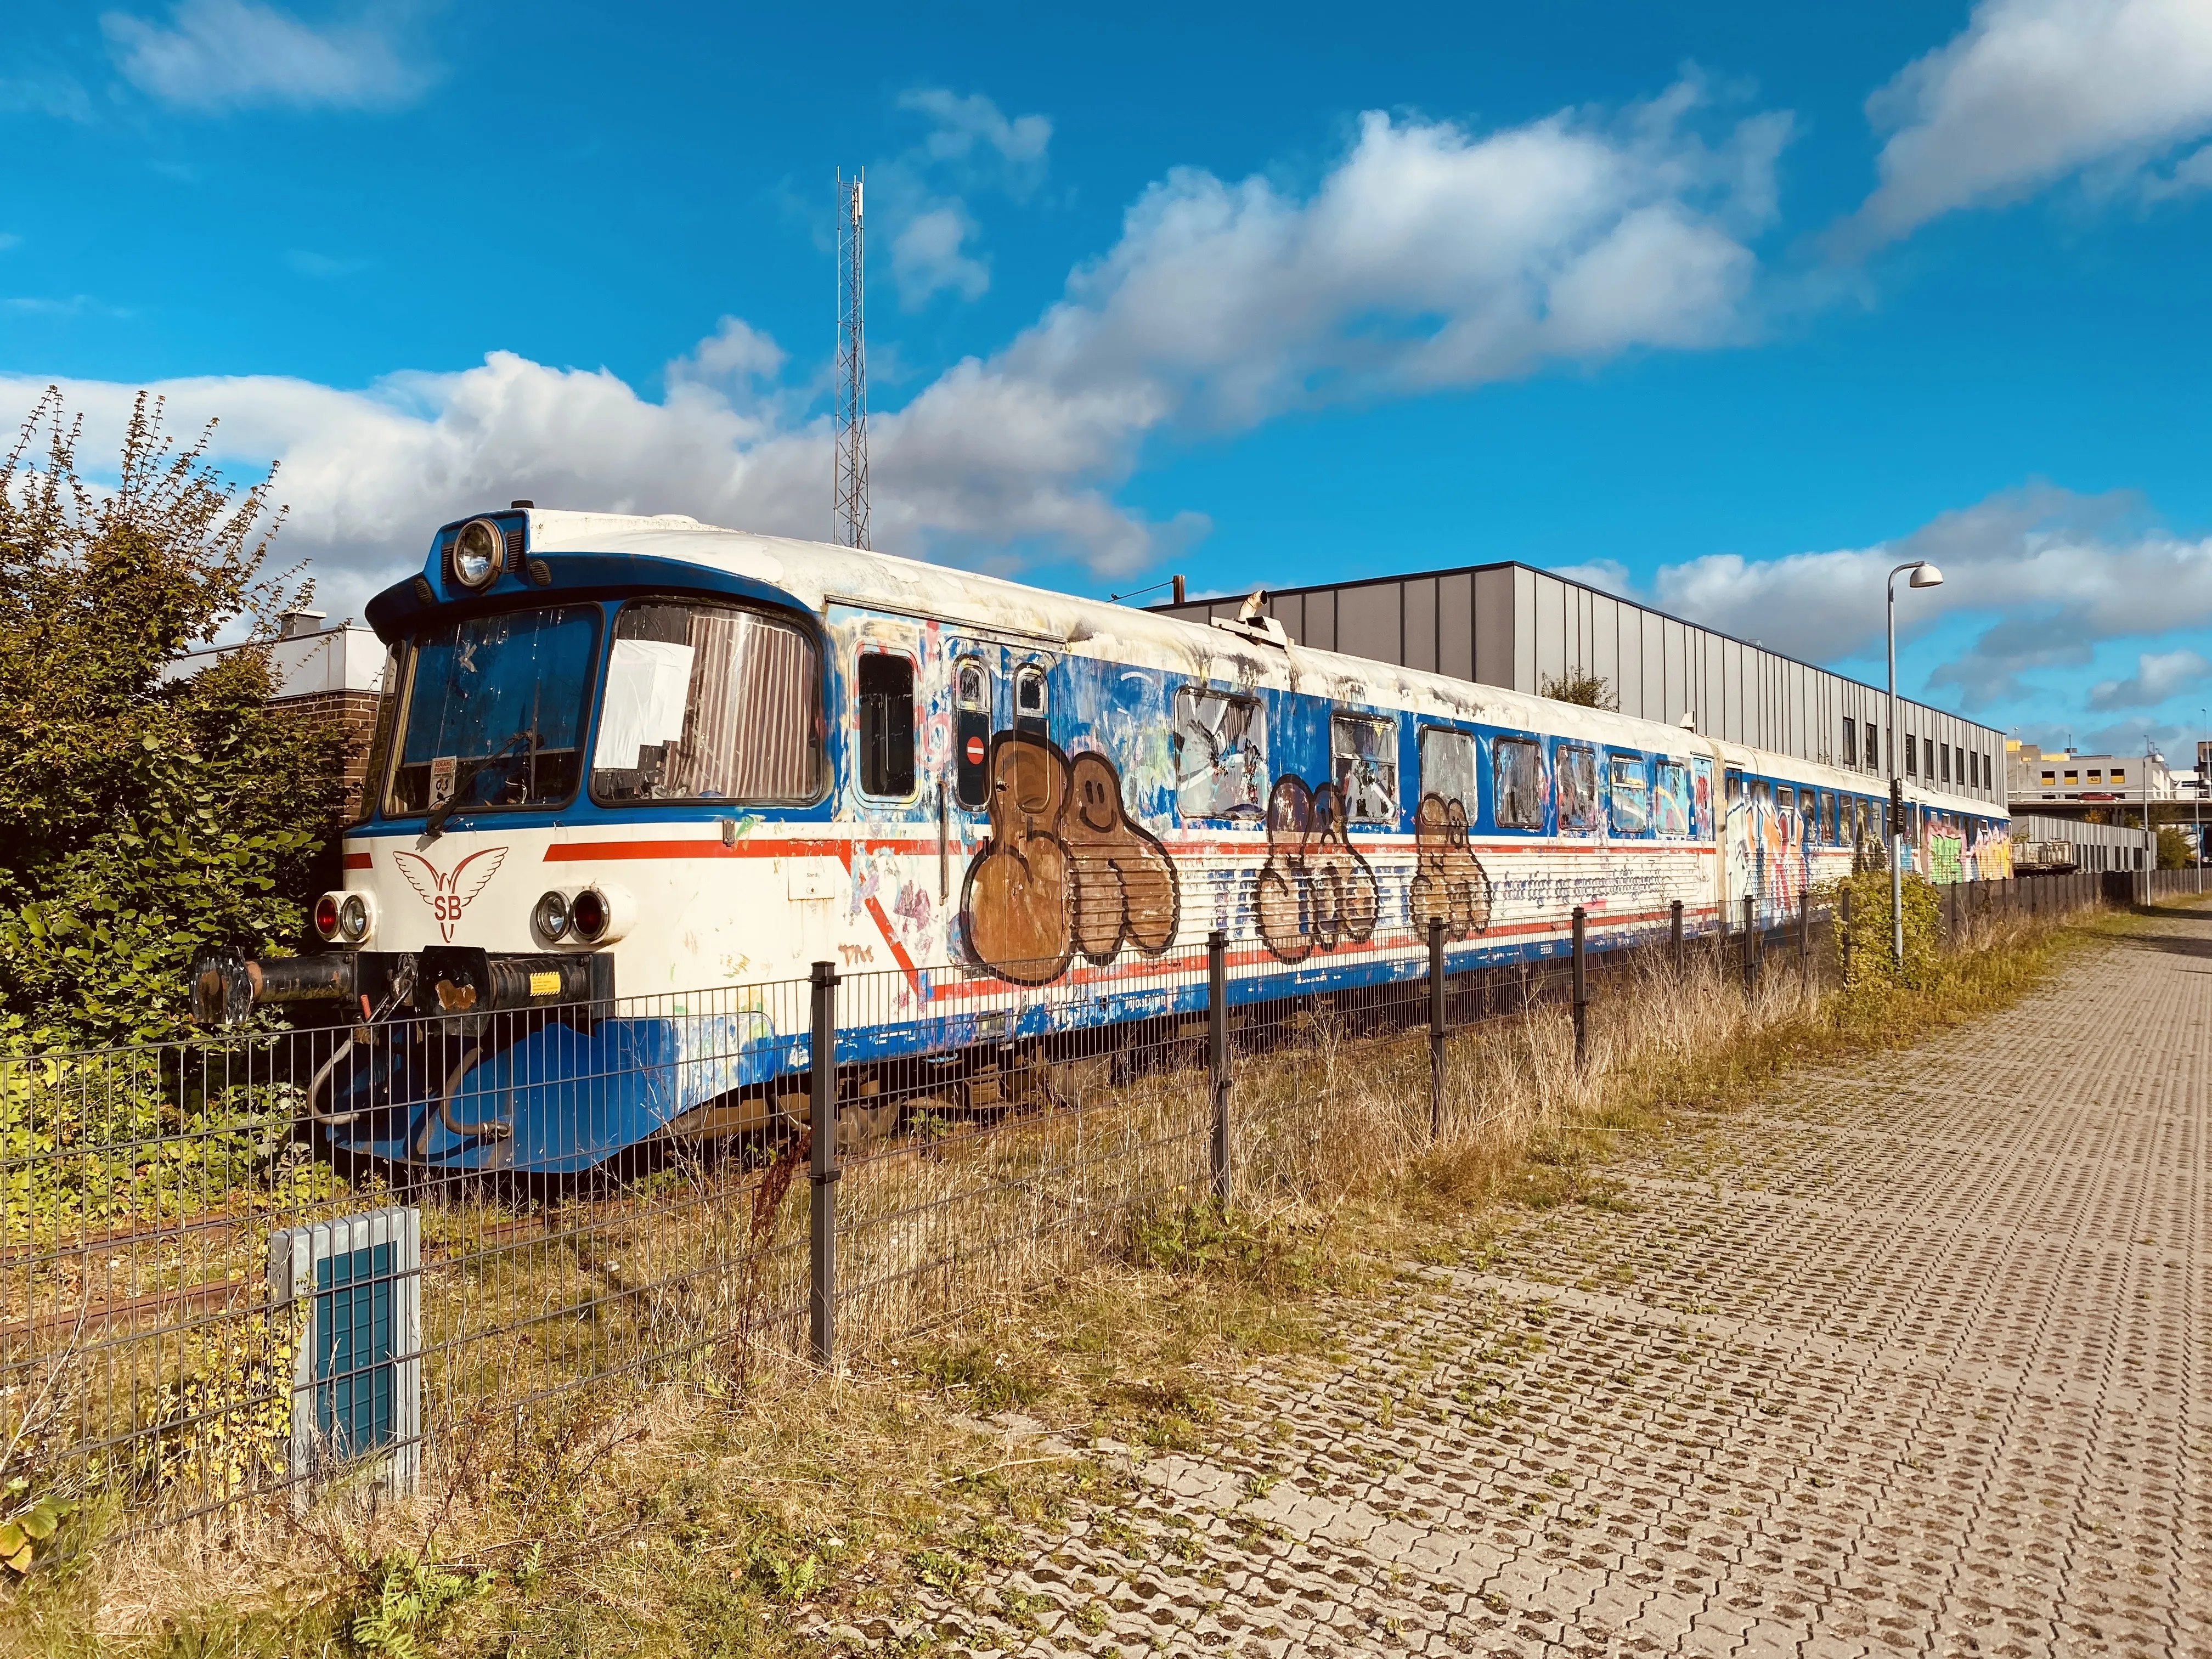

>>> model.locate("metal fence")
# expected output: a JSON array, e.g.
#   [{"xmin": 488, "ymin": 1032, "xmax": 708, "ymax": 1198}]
[{"xmin": 0, "ymin": 874, "xmax": 2133, "ymax": 1533}]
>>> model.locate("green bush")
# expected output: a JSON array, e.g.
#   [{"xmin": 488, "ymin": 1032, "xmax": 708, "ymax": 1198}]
[
  {"xmin": 1830, "ymin": 866, "xmax": 1942, "ymax": 990},
  {"xmin": 0, "ymin": 390, "xmax": 351, "ymax": 1048}
]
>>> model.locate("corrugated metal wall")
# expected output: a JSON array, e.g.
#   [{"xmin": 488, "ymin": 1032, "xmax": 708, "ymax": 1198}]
[{"xmin": 1151, "ymin": 562, "xmax": 2006, "ymax": 806}]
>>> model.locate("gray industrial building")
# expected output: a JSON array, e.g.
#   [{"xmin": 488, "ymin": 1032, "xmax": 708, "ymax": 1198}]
[{"xmin": 1152, "ymin": 561, "xmax": 2005, "ymax": 808}]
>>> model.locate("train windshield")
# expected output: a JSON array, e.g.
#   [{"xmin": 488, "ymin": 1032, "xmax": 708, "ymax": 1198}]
[{"xmin": 386, "ymin": 605, "xmax": 599, "ymax": 816}]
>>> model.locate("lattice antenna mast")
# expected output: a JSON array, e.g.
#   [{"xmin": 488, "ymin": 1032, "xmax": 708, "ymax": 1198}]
[{"xmin": 833, "ymin": 168, "xmax": 870, "ymax": 550}]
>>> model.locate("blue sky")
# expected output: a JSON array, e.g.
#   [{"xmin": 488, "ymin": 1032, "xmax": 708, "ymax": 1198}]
[{"xmin": 6, "ymin": 0, "xmax": 2212, "ymax": 758}]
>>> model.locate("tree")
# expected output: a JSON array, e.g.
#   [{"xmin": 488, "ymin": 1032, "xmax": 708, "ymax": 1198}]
[
  {"xmin": 2157, "ymin": 824, "xmax": 2193, "ymax": 869},
  {"xmin": 0, "ymin": 391, "xmax": 352, "ymax": 1047},
  {"xmin": 1539, "ymin": 668, "xmax": 1618, "ymax": 710}
]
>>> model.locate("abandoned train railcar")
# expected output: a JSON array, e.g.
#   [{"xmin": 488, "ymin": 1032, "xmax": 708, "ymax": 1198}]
[{"xmin": 193, "ymin": 508, "xmax": 2012, "ymax": 1173}]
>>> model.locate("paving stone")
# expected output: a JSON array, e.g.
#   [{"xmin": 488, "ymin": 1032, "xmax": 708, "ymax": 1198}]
[{"xmin": 851, "ymin": 909, "xmax": 2212, "ymax": 1656}]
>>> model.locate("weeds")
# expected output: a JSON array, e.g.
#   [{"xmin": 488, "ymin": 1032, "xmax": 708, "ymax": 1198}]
[{"xmin": 0, "ymin": 890, "xmax": 2158, "ymax": 1656}]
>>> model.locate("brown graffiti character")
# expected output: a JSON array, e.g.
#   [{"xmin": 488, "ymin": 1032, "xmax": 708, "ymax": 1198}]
[
  {"xmin": 961, "ymin": 733, "xmax": 1074, "ymax": 984},
  {"xmin": 1254, "ymin": 777, "xmax": 1380, "ymax": 963},
  {"xmin": 1408, "ymin": 792, "xmax": 1492, "ymax": 940},
  {"xmin": 961, "ymin": 736, "xmax": 1182, "ymax": 984},
  {"xmin": 1064, "ymin": 749, "xmax": 1181, "ymax": 961}
]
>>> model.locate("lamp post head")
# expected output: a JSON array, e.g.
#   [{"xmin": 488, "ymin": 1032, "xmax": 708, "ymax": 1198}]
[{"xmin": 1908, "ymin": 563, "xmax": 1944, "ymax": 588}]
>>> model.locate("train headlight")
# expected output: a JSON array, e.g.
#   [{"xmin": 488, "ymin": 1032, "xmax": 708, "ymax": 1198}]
[
  {"xmin": 535, "ymin": 889, "xmax": 572, "ymax": 943},
  {"xmin": 569, "ymin": 887, "xmax": 608, "ymax": 941},
  {"xmin": 336, "ymin": 892, "xmax": 375, "ymax": 944},
  {"xmin": 450, "ymin": 518, "xmax": 505, "ymax": 590},
  {"xmin": 313, "ymin": 892, "xmax": 342, "ymax": 941}
]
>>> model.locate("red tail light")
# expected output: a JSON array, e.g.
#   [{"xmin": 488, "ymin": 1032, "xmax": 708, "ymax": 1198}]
[{"xmin": 313, "ymin": 893, "xmax": 342, "ymax": 940}]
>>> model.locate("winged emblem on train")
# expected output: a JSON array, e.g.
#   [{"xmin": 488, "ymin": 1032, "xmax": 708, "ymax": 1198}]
[{"xmin": 391, "ymin": 847, "xmax": 508, "ymax": 942}]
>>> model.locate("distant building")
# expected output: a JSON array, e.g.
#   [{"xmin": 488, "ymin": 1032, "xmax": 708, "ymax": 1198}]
[
  {"xmin": 1151, "ymin": 560, "xmax": 2007, "ymax": 805},
  {"xmin": 2005, "ymin": 742, "xmax": 2184, "ymax": 814},
  {"xmin": 165, "ymin": 610, "xmax": 388, "ymax": 802}
]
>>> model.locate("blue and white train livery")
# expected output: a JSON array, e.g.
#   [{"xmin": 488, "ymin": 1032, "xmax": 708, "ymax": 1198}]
[{"xmin": 193, "ymin": 507, "xmax": 2011, "ymax": 1173}]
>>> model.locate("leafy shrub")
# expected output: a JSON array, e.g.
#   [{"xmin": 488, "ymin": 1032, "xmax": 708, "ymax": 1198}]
[{"xmin": 0, "ymin": 390, "xmax": 351, "ymax": 1048}]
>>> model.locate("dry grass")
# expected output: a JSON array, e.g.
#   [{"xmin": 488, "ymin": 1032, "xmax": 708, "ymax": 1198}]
[{"xmin": 2, "ymin": 889, "xmax": 2169, "ymax": 1657}]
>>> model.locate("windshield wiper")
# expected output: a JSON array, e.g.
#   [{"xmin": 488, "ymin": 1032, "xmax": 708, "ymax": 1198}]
[{"xmin": 425, "ymin": 727, "xmax": 541, "ymax": 838}]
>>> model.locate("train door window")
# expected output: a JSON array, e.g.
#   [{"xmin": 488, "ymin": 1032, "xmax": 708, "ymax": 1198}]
[
  {"xmin": 856, "ymin": 651, "xmax": 916, "ymax": 797},
  {"xmin": 954, "ymin": 657, "xmax": 991, "ymax": 809},
  {"xmin": 1331, "ymin": 714, "xmax": 1398, "ymax": 824},
  {"xmin": 1842, "ymin": 718, "xmax": 1858, "ymax": 768},
  {"xmin": 1419, "ymin": 726, "xmax": 1476, "ymax": 812},
  {"xmin": 1172, "ymin": 687, "xmax": 1266, "ymax": 819},
  {"xmin": 1775, "ymin": 784, "xmax": 1795, "ymax": 819},
  {"xmin": 1555, "ymin": 742, "xmax": 1599, "ymax": 831},
  {"xmin": 1493, "ymin": 736, "xmax": 1545, "ymax": 830},
  {"xmin": 1608, "ymin": 751, "xmax": 1650, "ymax": 835},
  {"xmin": 1654, "ymin": 759, "xmax": 1691, "ymax": 836},
  {"xmin": 1013, "ymin": 663, "xmax": 1049, "ymax": 738},
  {"xmin": 594, "ymin": 601, "xmax": 822, "ymax": 804}
]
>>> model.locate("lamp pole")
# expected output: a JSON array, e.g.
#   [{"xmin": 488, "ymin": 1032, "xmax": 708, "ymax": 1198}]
[{"xmin": 1887, "ymin": 561, "xmax": 1944, "ymax": 968}]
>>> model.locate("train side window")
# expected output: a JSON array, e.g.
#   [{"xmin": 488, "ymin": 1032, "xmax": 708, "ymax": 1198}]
[
  {"xmin": 1173, "ymin": 687, "xmax": 1266, "ymax": 819},
  {"xmin": 1493, "ymin": 736, "xmax": 1545, "ymax": 831},
  {"xmin": 1820, "ymin": 791, "xmax": 1836, "ymax": 843},
  {"xmin": 1419, "ymin": 726, "xmax": 1476, "ymax": 811},
  {"xmin": 1331, "ymin": 714, "xmax": 1398, "ymax": 824},
  {"xmin": 1555, "ymin": 742, "xmax": 1599, "ymax": 831},
  {"xmin": 1607, "ymin": 751, "xmax": 1650, "ymax": 835},
  {"xmin": 954, "ymin": 657, "xmax": 991, "ymax": 809},
  {"xmin": 1014, "ymin": 663, "xmax": 1048, "ymax": 738},
  {"xmin": 1654, "ymin": 759, "xmax": 1691, "ymax": 836},
  {"xmin": 857, "ymin": 651, "xmax": 916, "ymax": 798},
  {"xmin": 1725, "ymin": 769, "xmax": 1745, "ymax": 805}
]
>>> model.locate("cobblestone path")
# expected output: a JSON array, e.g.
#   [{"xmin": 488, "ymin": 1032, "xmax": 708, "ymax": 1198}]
[{"xmin": 880, "ymin": 909, "xmax": 2210, "ymax": 1657}]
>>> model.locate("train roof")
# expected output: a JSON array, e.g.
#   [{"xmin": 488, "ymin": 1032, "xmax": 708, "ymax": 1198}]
[{"xmin": 392, "ymin": 507, "xmax": 2004, "ymax": 820}]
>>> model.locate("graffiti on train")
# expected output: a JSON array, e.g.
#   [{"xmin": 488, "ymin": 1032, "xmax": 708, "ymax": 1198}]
[
  {"xmin": 1409, "ymin": 793, "xmax": 1493, "ymax": 941},
  {"xmin": 1253, "ymin": 776, "xmax": 1380, "ymax": 963},
  {"xmin": 960, "ymin": 734, "xmax": 1181, "ymax": 985}
]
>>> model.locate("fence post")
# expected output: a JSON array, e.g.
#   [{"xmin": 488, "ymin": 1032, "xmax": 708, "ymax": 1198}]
[
  {"xmin": 1429, "ymin": 918, "xmax": 1447, "ymax": 1138},
  {"xmin": 1669, "ymin": 899, "xmax": 1684, "ymax": 975},
  {"xmin": 1840, "ymin": 885, "xmax": 1853, "ymax": 980},
  {"xmin": 1741, "ymin": 894, "xmax": 1756, "ymax": 991},
  {"xmin": 1798, "ymin": 895, "xmax": 1810, "ymax": 977},
  {"xmin": 1209, "ymin": 929, "xmax": 1231, "ymax": 1207},
  {"xmin": 808, "ymin": 960, "xmax": 839, "ymax": 1368},
  {"xmin": 1947, "ymin": 881, "xmax": 1959, "ymax": 948},
  {"xmin": 1571, "ymin": 907, "xmax": 1589, "ymax": 1070}
]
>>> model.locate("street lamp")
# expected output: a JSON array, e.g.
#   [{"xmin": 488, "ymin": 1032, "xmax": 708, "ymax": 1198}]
[{"xmin": 1887, "ymin": 560, "xmax": 1944, "ymax": 968}]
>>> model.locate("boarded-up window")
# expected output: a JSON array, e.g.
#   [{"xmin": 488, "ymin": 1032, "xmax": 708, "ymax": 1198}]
[
  {"xmin": 1173, "ymin": 688, "xmax": 1266, "ymax": 819},
  {"xmin": 1555, "ymin": 743, "xmax": 1599, "ymax": 830},
  {"xmin": 592, "ymin": 601, "xmax": 819, "ymax": 805},
  {"xmin": 1331, "ymin": 713, "xmax": 1398, "ymax": 824},
  {"xmin": 1493, "ymin": 737, "xmax": 1545, "ymax": 830},
  {"xmin": 1419, "ymin": 726, "xmax": 1476, "ymax": 811}
]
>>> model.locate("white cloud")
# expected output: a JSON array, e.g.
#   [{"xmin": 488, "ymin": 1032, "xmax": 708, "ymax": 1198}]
[
  {"xmin": 1836, "ymin": 0, "xmax": 2212, "ymax": 251},
  {"xmin": 102, "ymin": 0, "xmax": 428, "ymax": 112},
  {"xmin": 895, "ymin": 87, "xmax": 1052, "ymax": 195},
  {"xmin": 1648, "ymin": 486, "xmax": 2212, "ymax": 707},
  {"xmin": 890, "ymin": 206, "xmax": 991, "ymax": 308},
  {"xmin": 2089, "ymin": 647, "xmax": 2211, "ymax": 709},
  {"xmin": 873, "ymin": 87, "xmax": 1054, "ymax": 309},
  {"xmin": 0, "ymin": 82, "xmax": 1788, "ymax": 617}
]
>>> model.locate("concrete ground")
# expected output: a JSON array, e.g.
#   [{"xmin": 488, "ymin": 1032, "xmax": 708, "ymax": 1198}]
[{"xmin": 871, "ymin": 906, "xmax": 2210, "ymax": 1657}]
